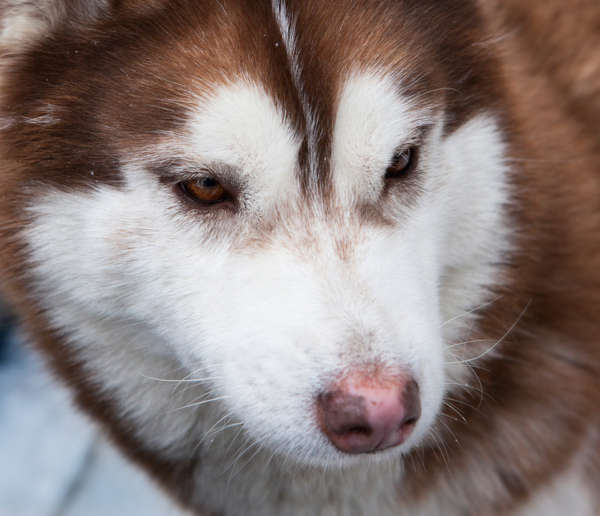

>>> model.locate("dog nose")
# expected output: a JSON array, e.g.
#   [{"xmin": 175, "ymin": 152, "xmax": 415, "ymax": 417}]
[{"xmin": 317, "ymin": 369, "xmax": 420, "ymax": 454}]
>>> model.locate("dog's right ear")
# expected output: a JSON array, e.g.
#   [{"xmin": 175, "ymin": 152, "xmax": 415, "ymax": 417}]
[
  {"xmin": 0, "ymin": 0, "xmax": 163, "ymax": 52},
  {"xmin": 0, "ymin": 1, "xmax": 101, "ymax": 51}
]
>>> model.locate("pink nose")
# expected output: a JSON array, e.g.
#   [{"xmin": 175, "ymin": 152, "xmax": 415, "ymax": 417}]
[{"xmin": 317, "ymin": 369, "xmax": 420, "ymax": 454}]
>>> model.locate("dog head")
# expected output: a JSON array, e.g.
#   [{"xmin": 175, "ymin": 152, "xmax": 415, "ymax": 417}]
[{"xmin": 0, "ymin": 0, "xmax": 511, "ymax": 470}]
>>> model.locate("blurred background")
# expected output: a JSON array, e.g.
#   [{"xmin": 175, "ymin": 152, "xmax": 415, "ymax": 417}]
[{"xmin": 0, "ymin": 300, "xmax": 184, "ymax": 516}]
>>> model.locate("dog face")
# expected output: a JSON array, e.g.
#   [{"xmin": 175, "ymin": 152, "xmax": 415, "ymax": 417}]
[{"xmin": 2, "ymin": 0, "xmax": 511, "ymax": 469}]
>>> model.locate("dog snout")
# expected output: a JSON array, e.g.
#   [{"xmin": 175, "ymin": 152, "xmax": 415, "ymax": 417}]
[{"xmin": 317, "ymin": 368, "xmax": 421, "ymax": 454}]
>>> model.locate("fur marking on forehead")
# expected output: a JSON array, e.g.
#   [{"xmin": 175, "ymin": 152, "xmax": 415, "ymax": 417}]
[
  {"xmin": 272, "ymin": 0, "xmax": 321, "ymax": 188},
  {"xmin": 332, "ymin": 71, "xmax": 436, "ymax": 203},
  {"xmin": 182, "ymin": 81, "xmax": 300, "ymax": 205}
]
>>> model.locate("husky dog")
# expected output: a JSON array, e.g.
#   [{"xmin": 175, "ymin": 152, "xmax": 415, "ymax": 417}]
[{"xmin": 1, "ymin": 1, "xmax": 599, "ymax": 515}]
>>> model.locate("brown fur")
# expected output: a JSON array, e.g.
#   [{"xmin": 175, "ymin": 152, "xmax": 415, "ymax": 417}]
[
  {"xmin": 403, "ymin": 2, "xmax": 600, "ymax": 512},
  {"xmin": 0, "ymin": 1, "xmax": 599, "ymax": 514}
]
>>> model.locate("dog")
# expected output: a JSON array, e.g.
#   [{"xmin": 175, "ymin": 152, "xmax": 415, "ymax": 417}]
[{"xmin": 1, "ymin": 1, "xmax": 599, "ymax": 514}]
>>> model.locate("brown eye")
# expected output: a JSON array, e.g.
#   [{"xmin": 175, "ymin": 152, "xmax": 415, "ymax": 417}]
[
  {"xmin": 178, "ymin": 177, "xmax": 231, "ymax": 205},
  {"xmin": 385, "ymin": 147, "xmax": 418, "ymax": 179}
]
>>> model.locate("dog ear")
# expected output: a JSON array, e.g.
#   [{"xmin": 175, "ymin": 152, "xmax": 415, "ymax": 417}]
[
  {"xmin": 0, "ymin": 1, "xmax": 103, "ymax": 49},
  {"xmin": 0, "ymin": 0, "xmax": 163, "ymax": 52}
]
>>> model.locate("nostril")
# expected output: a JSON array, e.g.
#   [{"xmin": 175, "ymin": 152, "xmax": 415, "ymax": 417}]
[
  {"xmin": 339, "ymin": 425, "xmax": 373, "ymax": 437},
  {"xmin": 402, "ymin": 417, "xmax": 418, "ymax": 427},
  {"xmin": 401, "ymin": 379, "xmax": 421, "ymax": 429}
]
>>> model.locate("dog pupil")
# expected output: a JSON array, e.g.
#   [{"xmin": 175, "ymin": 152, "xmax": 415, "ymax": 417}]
[{"xmin": 201, "ymin": 177, "xmax": 218, "ymax": 188}]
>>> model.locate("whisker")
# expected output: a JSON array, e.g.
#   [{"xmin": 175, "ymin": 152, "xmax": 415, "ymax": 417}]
[
  {"xmin": 225, "ymin": 438, "xmax": 264, "ymax": 487},
  {"xmin": 428, "ymin": 428, "xmax": 450, "ymax": 470},
  {"xmin": 140, "ymin": 373, "xmax": 223, "ymax": 384},
  {"xmin": 231, "ymin": 442, "xmax": 264, "ymax": 480},
  {"xmin": 445, "ymin": 338, "xmax": 492, "ymax": 350},
  {"xmin": 440, "ymin": 295, "xmax": 502, "ymax": 328},
  {"xmin": 197, "ymin": 414, "xmax": 233, "ymax": 447},
  {"xmin": 444, "ymin": 395, "xmax": 480, "ymax": 411},
  {"xmin": 194, "ymin": 420, "xmax": 243, "ymax": 454},
  {"xmin": 446, "ymin": 299, "xmax": 531, "ymax": 365},
  {"xmin": 169, "ymin": 395, "xmax": 231, "ymax": 413},
  {"xmin": 466, "ymin": 362, "xmax": 485, "ymax": 408},
  {"xmin": 210, "ymin": 421, "xmax": 244, "ymax": 437},
  {"xmin": 224, "ymin": 425, "xmax": 246, "ymax": 455},
  {"xmin": 442, "ymin": 401, "xmax": 467, "ymax": 423},
  {"xmin": 437, "ymin": 418, "xmax": 462, "ymax": 450}
]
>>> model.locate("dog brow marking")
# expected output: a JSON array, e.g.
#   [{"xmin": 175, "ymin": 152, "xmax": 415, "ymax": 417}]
[{"xmin": 272, "ymin": 0, "xmax": 319, "ymax": 187}]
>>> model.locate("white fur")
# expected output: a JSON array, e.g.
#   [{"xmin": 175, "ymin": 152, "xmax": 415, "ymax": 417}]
[
  {"xmin": 514, "ymin": 442, "xmax": 596, "ymax": 516},
  {"xmin": 331, "ymin": 71, "xmax": 434, "ymax": 204},
  {"xmin": 437, "ymin": 114, "xmax": 515, "ymax": 386},
  {"xmin": 514, "ymin": 473, "xmax": 595, "ymax": 516},
  {"xmin": 23, "ymin": 74, "xmax": 516, "ymax": 515},
  {"xmin": 184, "ymin": 81, "xmax": 301, "ymax": 210}
]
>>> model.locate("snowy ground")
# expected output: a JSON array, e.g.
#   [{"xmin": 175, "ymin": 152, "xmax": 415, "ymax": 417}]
[{"xmin": 0, "ymin": 327, "xmax": 184, "ymax": 516}]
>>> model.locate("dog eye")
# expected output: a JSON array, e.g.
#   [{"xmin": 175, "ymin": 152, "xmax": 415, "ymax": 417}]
[
  {"xmin": 385, "ymin": 147, "xmax": 418, "ymax": 179},
  {"xmin": 178, "ymin": 177, "xmax": 231, "ymax": 205}
]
